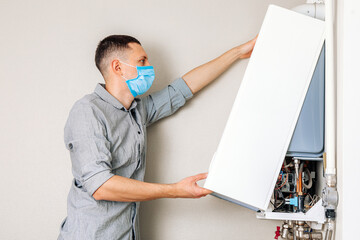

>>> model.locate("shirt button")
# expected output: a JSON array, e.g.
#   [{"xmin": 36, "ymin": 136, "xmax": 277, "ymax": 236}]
[
  {"xmin": 68, "ymin": 143, "xmax": 73, "ymax": 150},
  {"xmin": 138, "ymin": 131, "xmax": 141, "ymax": 134}
]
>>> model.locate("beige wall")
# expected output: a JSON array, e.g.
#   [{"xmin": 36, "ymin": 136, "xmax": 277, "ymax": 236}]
[
  {"xmin": 0, "ymin": 0, "xmax": 305, "ymax": 239},
  {"xmin": 336, "ymin": 0, "xmax": 360, "ymax": 239}
]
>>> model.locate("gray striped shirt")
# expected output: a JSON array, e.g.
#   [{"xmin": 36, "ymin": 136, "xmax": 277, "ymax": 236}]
[{"xmin": 58, "ymin": 78, "xmax": 193, "ymax": 240}]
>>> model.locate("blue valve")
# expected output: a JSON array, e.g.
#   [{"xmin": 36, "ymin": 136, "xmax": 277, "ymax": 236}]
[{"xmin": 286, "ymin": 197, "xmax": 298, "ymax": 207}]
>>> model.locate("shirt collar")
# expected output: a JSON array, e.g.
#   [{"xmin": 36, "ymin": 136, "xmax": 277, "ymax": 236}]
[{"xmin": 94, "ymin": 83, "xmax": 139, "ymax": 111}]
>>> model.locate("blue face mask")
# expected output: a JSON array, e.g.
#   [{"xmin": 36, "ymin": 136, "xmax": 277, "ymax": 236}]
[{"xmin": 120, "ymin": 61, "xmax": 155, "ymax": 97}]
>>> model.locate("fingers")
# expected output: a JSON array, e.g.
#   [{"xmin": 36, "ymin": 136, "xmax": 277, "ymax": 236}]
[
  {"xmin": 200, "ymin": 187, "xmax": 213, "ymax": 195},
  {"xmin": 176, "ymin": 173, "xmax": 212, "ymax": 198},
  {"xmin": 242, "ymin": 49, "xmax": 253, "ymax": 59},
  {"xmin": 252, "ymin": 34, "xmax": 259, "ymax": 41},
  {"xmin": 238, "ymin": 35, "xmax": 257, "ymax": 59},
  {"xmin": 190, "ymin": 185, "xmax": 212, "ymax": 198},
  {"xmin": 193, "ymin": 172, "xmax": 208, "ymax": 181},
  {"xmin": 192, "ymin": 173, "xmax": 213, "ymax": 197},
  {"xmin": 246, "ymin": 35, "xmax": 257, "ymax": 46}
]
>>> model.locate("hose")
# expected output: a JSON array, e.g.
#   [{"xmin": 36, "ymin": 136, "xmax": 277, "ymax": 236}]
[{"xmin": 302, "ymin": 168, "xmax": 313, "ymax": 189}]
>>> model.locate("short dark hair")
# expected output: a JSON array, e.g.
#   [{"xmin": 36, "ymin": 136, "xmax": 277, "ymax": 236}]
[{"xmin": 95, "ymin": 35, "xmax": 141, "ymax": 76}]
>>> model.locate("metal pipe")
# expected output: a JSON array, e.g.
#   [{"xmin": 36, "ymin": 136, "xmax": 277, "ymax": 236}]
[
  {"xmin": 325, "ymin": 229, "xmax": 334, "ymax": 240},
  {"xmin": 322, "ymin": 0, "xmax": 338, "ymax": 224},
  {"xmin": 304, "ymin": 232, "xmax": 323, "ymax": 239},
  {"xmin": 291, "ymin": 3, "xmax": 325, "ymax": 20},
  {"xmin": 325, "ymin": 0, "xmax": 336, "ymax": 176},
  {"xmin": 281, "ymin": 222, "xmax": 290, "ymax": 239},
  {"xmin": 280, "ymin": 220, "xmax": 324, "ymax": 240},
  {"xmin": 325, "ymin": 218, "xmax": 335, "ymax": 240},
  {"xmin": 294, "ymin": 158, "xmax": 300, "ymax": 182},
  {"xmin": 282, "ymin": 230, "xmax": 323, "ymax": 239},
  {"xmin": 296, "ymin": 170, "xmax": 302, "ymax": 194}
]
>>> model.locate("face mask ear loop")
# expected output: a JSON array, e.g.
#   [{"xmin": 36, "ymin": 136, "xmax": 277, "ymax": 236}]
[
  {"xmin": 118, "ymin": 59, "xmax": 137, "ymax": 81},
  {"xmin": 118, "ymin": 59, "xmax": 136, "ymax": 68}
]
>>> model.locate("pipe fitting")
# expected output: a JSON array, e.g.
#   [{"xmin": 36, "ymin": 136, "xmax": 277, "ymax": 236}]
[
  {"xmin": 291, "ymin": 3, "xmax": 325, "ymax": 20},
  {"xmin": 281, "ymin": 222, "xmax": 290, "ymax": 239},
  {"xmin": 325, "ymin": 173, "xmax": 337, "ymax": 188},
  {"xmin": 322, "ymin": 186, "xmax": 338, "ymax": 210}
]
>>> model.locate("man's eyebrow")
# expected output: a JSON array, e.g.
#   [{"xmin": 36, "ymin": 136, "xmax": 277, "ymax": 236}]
[{"xmin": 138, "ymin": 55, "xmax": 147, "ymax": 60}]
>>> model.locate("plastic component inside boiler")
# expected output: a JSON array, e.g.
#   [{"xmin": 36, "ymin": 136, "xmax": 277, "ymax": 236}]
[{"xmin": 287, "ymin": 45, "xmax": 325, "ymax": 158}]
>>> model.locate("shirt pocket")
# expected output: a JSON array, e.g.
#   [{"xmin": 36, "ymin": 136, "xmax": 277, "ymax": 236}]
[{"xmin": 111, "ymin": 146, "xmax": 137, "ymax": 171}]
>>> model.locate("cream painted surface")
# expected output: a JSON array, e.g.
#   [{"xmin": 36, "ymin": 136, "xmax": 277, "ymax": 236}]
[
  {"xmin": 0, "ymin": 1, "xmax": 305, "ymax": 239},
  {"xmin": 336, "ymin": 0, "xmax": 360, "ymax": 239}
]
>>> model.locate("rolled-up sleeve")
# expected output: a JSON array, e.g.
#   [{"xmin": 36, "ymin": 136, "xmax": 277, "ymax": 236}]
[
  {"xmin": 141, "ymin": 77, "xmax": 193, "ymax": 126},
  {"xmin": 64, "ymin": 102, "xmax": 114, "ymax": 197}
]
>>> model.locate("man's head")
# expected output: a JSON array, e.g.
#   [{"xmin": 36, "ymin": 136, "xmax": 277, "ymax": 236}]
[{"xmin": 95, "ymin": 35, "xmax": 150, "ymax": 82}]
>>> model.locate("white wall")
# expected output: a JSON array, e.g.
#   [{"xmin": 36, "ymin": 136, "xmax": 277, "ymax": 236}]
[
  {"xmin": 0, "ymin": 1, "xmax": 305, "ymax": 239},
  {"xmin": 336, "ymin": 0, "xmax": 360, "ymax": 239}
]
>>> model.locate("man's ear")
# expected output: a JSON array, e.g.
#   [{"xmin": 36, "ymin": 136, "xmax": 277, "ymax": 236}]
[{"xmin": 111, "ymin": 59, "xmax": 122, "ymax": 75}]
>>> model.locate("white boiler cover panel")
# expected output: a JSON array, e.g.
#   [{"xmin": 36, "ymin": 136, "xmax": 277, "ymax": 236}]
[{"xmin": 204, "ymin": 5, "xmax": 325, "ymax": 211}]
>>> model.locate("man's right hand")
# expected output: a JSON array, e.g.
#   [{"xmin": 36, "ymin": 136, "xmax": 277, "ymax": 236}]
[{"xmin": 171, "ymin": 173, "xmax": 213, "ymax": 198}]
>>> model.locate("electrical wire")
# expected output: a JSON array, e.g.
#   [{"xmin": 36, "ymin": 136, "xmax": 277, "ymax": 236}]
[
  {"xmin": 275, "ymin": 173, "xmax": 288, "ymax": 190},
  {"xmin": 308, "ymin": 194, "xmax": 320, "ymax": 207}
]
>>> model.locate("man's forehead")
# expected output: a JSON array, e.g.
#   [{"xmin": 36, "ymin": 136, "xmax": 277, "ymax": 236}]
[{"xmin": 127, "ymin": 42, "xmax": 147, "ymax": 58}]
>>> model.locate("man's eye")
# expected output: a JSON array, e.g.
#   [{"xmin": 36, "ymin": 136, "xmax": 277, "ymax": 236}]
[{"xmin": 140, "ymin": 59, "xmax": 145, "ymax": 63}]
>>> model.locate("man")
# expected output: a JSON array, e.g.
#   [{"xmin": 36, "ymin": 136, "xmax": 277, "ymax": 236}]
[{"xmin": 58, "ymin": 35, "xmax": 256, "ymax": 240}]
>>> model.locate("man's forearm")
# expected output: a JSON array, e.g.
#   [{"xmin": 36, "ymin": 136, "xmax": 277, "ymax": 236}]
[
  {"xmin": 182, "ymin": 37, "xmax": 257, "ymax": 94},
  {"xmin": 182, "ymin": 47, "xmax": 242, "ymax": 94},
  {"xmin": 93, "ymin": 173, "xmax": 211, "ymax": 202},
  {"xmin": 93, "ymin": 175, "xmax": 176, "ymax": 202}
]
